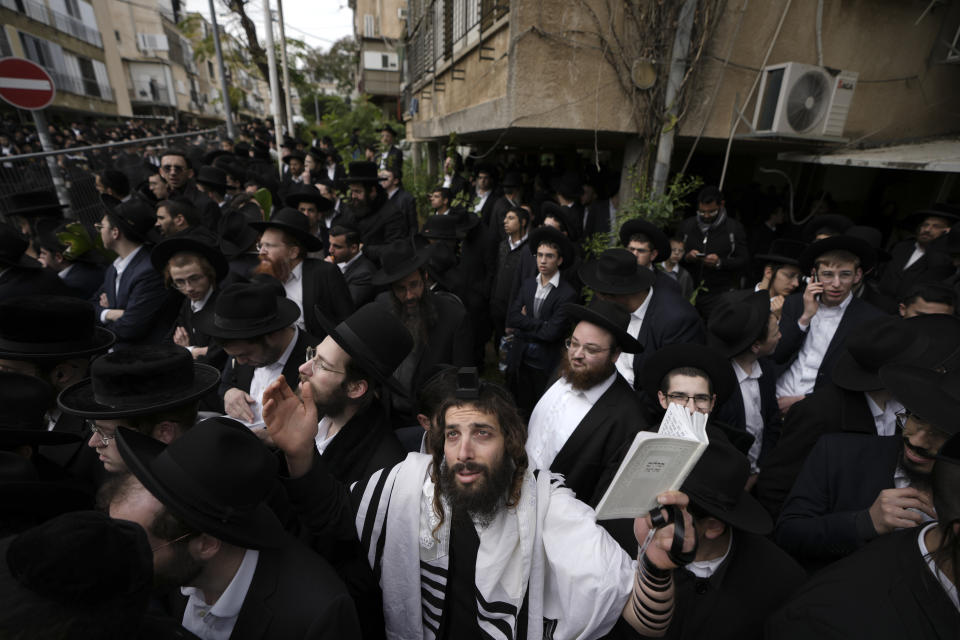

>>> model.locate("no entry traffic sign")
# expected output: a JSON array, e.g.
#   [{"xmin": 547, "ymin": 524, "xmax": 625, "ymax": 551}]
[{"xmin": 0, "ymin": 57, "xmax": 56, "ymax": 110}]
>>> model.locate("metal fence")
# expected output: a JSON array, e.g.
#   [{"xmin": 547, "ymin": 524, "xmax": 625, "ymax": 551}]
[{"xmin": 0, "ymin": 127, "xmax": 223, "ymax": 228}]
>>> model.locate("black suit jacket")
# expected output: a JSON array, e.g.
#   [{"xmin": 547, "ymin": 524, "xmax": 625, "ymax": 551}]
[
  {"xmin": 878, "ymin": 239, "xmax": 955, "ymax": 307},
  {"xmin": 755, "ymin": 384, "xmax": 875, "ymax": 520},
  {"xmin": 771, "ymin": 293, "xmax": 885, "ymax": 392},
  {"xmin": 766, "ymin": 528, "xmax": 959, "ymax": 640},
  {"xmin": 631, "ymin": 286, "xmax": 705, "ymax": 391},
  {"xmin": 388, "ymin": 188, "xmax": 417, "ymax": 238},
  {"xmin": 340, "ymin": 253, "xmax": 377, "ymax": 307},
  {"xmin": 713, "ymin": 357, "xmax": 782, "ymax": 468},
  {"xmin": 0, "ymin": 266, "xmax": 74, "ymax": 299},
  {"xmin": 167, "ymin": 537, "xmax": 360, "ymax": 639},
  {"xmin": 301, "ymin": 258, "xmax": 354, "ymax": 339},
  {"xmin": 219, "ymin": 330, "xmax": 318, "ymax": 399},
  {"xmin": 776, "ymin": 433, "xmax": 899, "ymax": 566},
  {"xmin": 94, "ymin": 246, "xmax": 180, "ymax": 348},
  {"xmin": 506, "ymin": 273, "xmax": 578, "ymax": 371},
  {"xmin": 344, "ymin": 197, "xmax": 407, "ymax": 266},
  {"xmin": 60, "ymin": 260, "xmax": 106, "ymax": 299},
  {"xmin": 583, "ymin": 199, "xmax": 613, "ymax": 237}
]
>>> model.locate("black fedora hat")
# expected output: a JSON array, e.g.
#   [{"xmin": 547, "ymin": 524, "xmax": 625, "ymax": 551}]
[
  {"xmin": 0, "ymin": 225, "xmax": 41, "ymax": 270},
  {"xmin": 313, "ymin": 304, "xmax": 414, "ymax": 394},
  {"xmin": 117, "ymin": 417, "xmax": 287, "ymax": 549},
  {"xmin": 501, "ymin": 172, "xmax": 523, "ymax": 189},
  {"xmin": 579, "ymin": 248, "xmax": 655, "ymax": 295},
  {"xmin": 831, "ymin": 316, "xmax": 931, "ymax": 392},
  {"xmin": 681, "ymin": 438, "xmax": 772, "ymax": 535},
  {"xmin": 283, "ymin": 185, "xmax": 333, "ymax": 213},
  {"xmin": 878, "ymin": 364, "xmax": 960, "ymax": 436},
  {"xmin": 802, "ymin": 213, "xmax": 853, "ymax": 243},
  {"xmin": 105, "ymin": 197, "xmax": 160, "ymax": 245},
  {"xmin": 0, "ymin": 373, "xmax": 80, "ymax": 446},
  {"xmin": 449, "ymin": 209, "xmax": 481, "ymax": 235},
  {"xmin": 528, "ymin": 225, "xmax": 575, "ymax": 270},
  {"xmin": 845, "ymin": 225, "xmax": 890, "ymax": 263},
  {"xmin": 799, "ymin": 234, "xmax": 877, "ymax": 274},
  {"xmin": 0, "ymin": 452, "xmax": 94, "ymax": 523},
  {"xmin": 640, "ymin": 343, "xmax": 736, "ymax": 404},
  {"xmin": 195, "ymin": 166, "xmax": 227, "ymax": 191},
  {"xmin": 2, "ymin": 189, "xmax": 68, "ymax": 218},
  {"xmin": 378, "ymin": 124, "xmax": 398, "ymax": 137},
  {"xmin": 282, "ymin": 150, "xmax": 306, "ymax": 164},
  {"xmin": 218, "ymin": 209, "xmax": 260, "ymax": 259},
  {"xmin": 342, "ymin": 161, "xmax": 380, "ymax": 185},
  {"xmin": 57, "ymin": 344, "xmax": 220, "ymax": 419},
  {"xmin": 901, "ymin": 205, "xmax": 960, "ymax": 230},
  {"xmin": 754, "ymin": 238, "xmax": 807, "ymax": 266},
  {"xmin": 618, "ymin": 218, "xmax": 670, "ymax": 263},
  {"xmin": 371, "ymin": 240, "xmax": 431, "ymax": 286},
  {"xmin": 149, "ymin": 235, "xmax": 229, "ymax": 282},
  {"xmin": 707, "ymin": 291, "xmax": 772, "ymax": 358},
  {"xmin": 421, "ymin": 214, "xmax": 466, "ymax": 240},
  {"xmin": 551, "ymin": 170, "xmax": 582, "ymax": 200},
  {"xmin": 193, "ymin": 282, "xmax": 301, "ymax": 341},
  {"xmin": 306, "ymin": 146, "xmax": 326, "ymax": 163},
  {"xmin": 0, "ymin": 295, "xmax": 114, "ymax": 361},
  {"xmin": 201, "ymin": 149, "xmax": 233, "ymax": 166},
  {"xmin": 233, "ymin": 141, "xmax": 251, "ymax": 157},
  {"xmin": 250, "ymin": 207, "xmax": 324, "ymax": 252},
  {"xmin": 563, "ymin": 299, "xmax": 642, "ymax": 353}
]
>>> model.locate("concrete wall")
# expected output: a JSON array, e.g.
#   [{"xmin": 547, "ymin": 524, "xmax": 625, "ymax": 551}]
[{"xmin": 355, "ymin": 0, "xmax": 406, "ymax": 40}]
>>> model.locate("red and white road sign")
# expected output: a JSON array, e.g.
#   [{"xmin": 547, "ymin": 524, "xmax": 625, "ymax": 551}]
[{"xmin": 0, "ymin": 57, "xmax": 56, "ymax": 111}]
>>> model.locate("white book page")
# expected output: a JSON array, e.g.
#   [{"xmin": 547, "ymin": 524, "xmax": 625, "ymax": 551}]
[{"xmin": 656, "ymin": 402, "xmax": 697, "ymax": 440}]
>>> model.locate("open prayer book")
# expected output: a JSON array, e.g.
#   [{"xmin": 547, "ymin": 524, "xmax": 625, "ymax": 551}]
[{"xmin": 594, "ymin": 403, "xmax": 709, "ymax": 520}]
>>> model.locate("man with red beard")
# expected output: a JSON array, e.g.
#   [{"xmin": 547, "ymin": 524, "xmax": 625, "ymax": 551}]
[
  {"xmin": 525, "ymin": 298, "xmax": 648, "ymax": 550},
  {"xmin": 250, "ymin": 208, "xmax": 354, "ymax": 340}
]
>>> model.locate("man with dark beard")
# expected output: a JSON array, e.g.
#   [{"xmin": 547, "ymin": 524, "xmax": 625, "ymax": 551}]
[
  {"xmin": 525, "ymin": 299, "xmax": 648, "ymax": 550},
  {"xmin": 106, "ymin": 418, "xmax": 360, "ymax": 639},
  {"xmin": 371, "ymin": 240, "xmax": 472, "ymax": 424},
  {"xmin": 341, "ymin": 161, "xmax": 408, "ymax": 266}
]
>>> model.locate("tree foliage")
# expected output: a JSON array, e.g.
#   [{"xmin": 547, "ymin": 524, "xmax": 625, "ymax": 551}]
[{"xmin": 302, "ymin": 37, "xmax": 359, "ymax": 96}]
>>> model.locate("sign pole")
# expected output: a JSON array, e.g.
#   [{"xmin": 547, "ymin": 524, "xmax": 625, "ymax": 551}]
[{"xmin": 30, "ymin": 108, "xmax": 71, "ymax": 214}]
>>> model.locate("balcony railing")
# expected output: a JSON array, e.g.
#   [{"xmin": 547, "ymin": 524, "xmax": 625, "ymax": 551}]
[
  {"xmin": 4, "ymin": 0, "xmax": 103, "ymax": 47},
  {"xmin": 129, "ymin": 82, "xmax": 173, "ymax": 105},
  {"xmin": 48, "ymin": 68, "xmax": 113, "ymax": 101}
]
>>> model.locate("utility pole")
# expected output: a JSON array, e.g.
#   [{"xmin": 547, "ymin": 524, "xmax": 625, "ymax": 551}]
[
  {"xmin": 276, "ymin": 0, "xmax": 294, "ymax": 136},
  {"xmin": 262, "ymin": 0, "xmax": 283, "ymax": 173},
  {"xmin": 208, "ymin": 0, "xmax": 236, "ymax": 139}
]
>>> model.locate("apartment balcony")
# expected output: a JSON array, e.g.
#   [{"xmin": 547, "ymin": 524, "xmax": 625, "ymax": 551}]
[
  {"xmin": 129, "ymin": 81, "xmax": 173, "ymax": 105},
  {"xmin": 3, "ymin": 0, "xmax": 103, "ymax": 48},
  {"xmin": 48, "ymin": 68, "xmax": 113, "ymax": 101}
]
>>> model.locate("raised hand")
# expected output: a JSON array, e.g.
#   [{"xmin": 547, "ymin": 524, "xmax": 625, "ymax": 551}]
[
  {"xmin": 262, "ymin": 377, "xmax": 318, "ymax": 478},
  {"xmin": 633, "ymin": 491, "xmax": 696, "ymax": 571}
]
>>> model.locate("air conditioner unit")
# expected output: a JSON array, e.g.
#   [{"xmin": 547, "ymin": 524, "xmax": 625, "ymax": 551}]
[
  {"xmin": 752, "ymin": 62, "xmax": 858, "ymax": 138},
  {"xmin": 398, "ymin": 7, "xmax": 408, "ymax": 20}
]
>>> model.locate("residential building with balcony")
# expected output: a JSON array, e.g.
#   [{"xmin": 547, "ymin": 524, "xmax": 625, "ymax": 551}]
[{"xmin": 353, "ymin": 0, "xmax": 405, "ymax": 118}]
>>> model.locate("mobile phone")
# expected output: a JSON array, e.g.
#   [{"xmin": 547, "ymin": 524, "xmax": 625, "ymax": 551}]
[{"xmin": 811, "ymin": 269, "xmax": 820, "ymax": 303}]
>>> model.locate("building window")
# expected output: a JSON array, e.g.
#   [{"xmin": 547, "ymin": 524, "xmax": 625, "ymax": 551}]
[
  {"xmin": 115, "ymin": 30, "xmax": 121, "ymax": 42},
  {"xmin": 364, "ymin": 14, "xmax": 375, "ymax": 38}
]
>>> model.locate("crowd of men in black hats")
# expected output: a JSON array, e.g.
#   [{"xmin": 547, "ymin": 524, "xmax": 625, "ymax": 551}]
[{"xmin": 0, "ymin": 121, "xmax": 958, "ymax": 640}]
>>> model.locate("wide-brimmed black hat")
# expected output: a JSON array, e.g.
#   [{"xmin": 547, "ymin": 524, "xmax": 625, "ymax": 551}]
[
  {"xmin": 618, "ymin": 218, "xmax": 670, "ymax": 263},
  {"xmin": 117, "ymin": 417, "xmax": 286, "ymax": 549},
  {"xmin": 528, "ymin": 225, "xmax": 575, "ymax": 270},
  {"xmin": 105, "ymin": 197, "xmax": 160, "ymax": 245},
  {"xmin": 2, "ymin": 189, "xmax": 68, "ymax": 218},
  {"xmin": 149, "ymin": 235, "xmax": 229, "ymax": 282},
  {"xmin": 282, "ymin": 150, "xmax": 306, "ymax": 165},
  {"xmin": 878, "ymin": 364, "xmax": 960, "ymax": 436},
  {"xmin": 195, "ymin": 166, "xmax": 227, "ymax": 191},
  {"xmin": 681, "ymin": 438, "xmax": 772, "ymax": 534},
  {"xmin": 901, "ymin": 205, "xmax": 960, "ymax": 230},
  {"xmin": 421, "ymin": 214, "xmax": 466, "ymax": 240},
  {"xmin": 449, "ymin": 209, "xmax": 481, "ymax": 235},
  {"xmin": 313, "ymin": 304, "xmax": 414, "ymax": 394},
  {"xmin": 306, "ymin": 146, "xmax": 326, "ymax": 164},
  {"xmin": 1, "ymin": 511, "xmax": 152, "ymax": 610},
  {"xmin": 540, "ymin": 201, "xmax": 576, "ymax": 235},
  {"xmin": 0, "ymin": 452, "xmax": 93, "ymax": 522},
  {"xmin": 57, "ymin": 344, "xmax": 220, "ymax": 419},
  {"xmin": 799, "ymin": 234, "xmax": 877, "ymax": 273},
  {"xmin": 707, "ymin": 291, "xmax": 772, "ymax": 358},
  {"xmin": 250, "ymin": 207, "xmax": 324, "ymax": 252},
  {"xmin": 579, "ymin": 248, "xmax": 655, "ymax": 294},
  {"xmin": 342, "ymin": 161, "xmax": 380, "ymax": 185},
  {"xmin": 0, "ymin": 296, "xmax": 114, "ymax": 361},
  {"xmin": 193, "ymin": 282, "xmax": 301, "ymax": 340},
  {"xmin": 0, "ymin": 373, "xmax": 80, "ymax": 447},
  {"xmin": 846, "ymin": 225, "xmax": 891, "ymax": 263},
  {"xmin": 563, "ymin": 299, "xmax": 642, "ymax": 353},
  {"xmin": 501, "ymin": 172, "xmax": 523, "ymax": 189},
  {"xmin": 833, "ymin": 314, "xmax": 960, "ymax": 392},
  {"xmin": 218, "ymin": 209, "xmax": 260, "ymax": 259},
  {"xmin": 754, "ymin": 238, "xmax": 807, "ymax": 266},
  {"xmin": 934, "ymin": 432, "xmax": 960, "ymax": 524},
  {"xmin": 371, "ymin": 240, "xmax": 431, "ymax": 286},
  {"xmin": 0, "ymin": 226, "xmax": 40, "ymax": 270},
  {"xmin": 640, "ymin": 343, "xmax": 736, "ymax": 404},
  {"xmin": 202, "ymin": 149, "xmax": 233, "ymax": 166},
  {"xmin": 378, "ymin": 124, "xmax": 398, "ymax": 137},
  {"xmin": 551, "ymin": 171, "xmax": 582, "ymax": 200},
  {"xmin": 802, "ymin": 213, "xmax": 853, "ymax": 243},
  {"xmin": 283, "ymin": 185, "xmax": 333, "ymax": 212}
]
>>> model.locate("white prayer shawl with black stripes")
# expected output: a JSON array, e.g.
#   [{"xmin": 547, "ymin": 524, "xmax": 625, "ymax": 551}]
[{"xmin": 358, "ymin": 453, "xmax": 635, "ymax": 640}]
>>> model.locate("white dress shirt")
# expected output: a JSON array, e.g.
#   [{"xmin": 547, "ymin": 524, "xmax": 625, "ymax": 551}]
[
  {"xmin": 904, "ymin": 243, "xmax": 925, "ymax": 270},
  {"xmin": 190, "ymin": 287, "xmax": 214, "ymax": 313},
  {"xmin": 181, "ymin": 548, "xmax": 260, "ymax": 640},
  {"xmin": 917, "ymin": 522, "xmax": 960, "ymax": 612},
  {"xmin": 315, "ymin": 415, "xmax": 339, "ymax": 454},
  {"xmin": 614, "ymin": 288, "xmax": 653, "ymax": 386},
  {"xmin": 533, "ymin": 271, "xmax": 560, "ymax": 318},
  {"xmin": 776, "ymin": 293, "xmax": 853, "ymax": 399},
  {"xmin": 338, "ymin": 250, "xmax": 363, "ymax": 274},
  {"xmin": 474, "ymin": 190, "xmax": 490, "ymax": 215},
  {"xmin": 57, "ymin": 263, "xmax": 75, "ymax": 281},
  {"xmin": 733, "ymin": 360, "xmax": 764, "ymax": 472},
  {"xmin": 685, "ymin": 530, "xmax": 733, "ymax": 579},
  {"xmin": 283, "ymin": 261, "xmax": 305, "ymax": 330},
  {"xmin": 508, "ymin": 233, "xmax": 528, "ymax": 252},
  {"xmin": 245, "ymin": 328, "xmax": 299, "ymax": 429},
  {"xmin": 526, "ymin": 372, "xmax": 617, "ymax": 470},
  {"xmin": 100, "ymin": 246, "xmax": 143, "ymax": 323},
  {"xmin": 865, "ymin": 394, "xmax": 904, "ymax": 437}
]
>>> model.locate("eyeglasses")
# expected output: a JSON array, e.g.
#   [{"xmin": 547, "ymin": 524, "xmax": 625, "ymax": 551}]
[
  {"xmin": 151, "ymin": 532, "xmax": 194, "ymax": 553},
  {"xmin": 88, "ymin": 423, "xmax": 116, "ymax": 445},
  {"xmin": 666, "ymin": 392, "xmax": 713, "ymax": 410},
  {"xmin": 303, "ymin": 346, "xmax": 345, "ymax": 376},
  {"xmin": 171, "ymin": 273, "xmax": 207, "ymax": 289},
  {"xmin": 256, "ymin": 241, "xmax": 288, "ymax": 252},
  {"xmin": 564, "ymin": 338, "xmax": 611, "ymax": 357},
  {"xmin": 161, "ymin": 164, "xmax": 186, "ymax": 173}
]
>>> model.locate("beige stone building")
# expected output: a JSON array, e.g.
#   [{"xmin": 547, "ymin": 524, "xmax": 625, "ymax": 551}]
[
  {"xmin": 402, "ymin": 0, "xmax": 960, "ymax": 209},
  {"xmin": 353, "ymin": 0, "xmax": 405, "ymax": 117}
]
